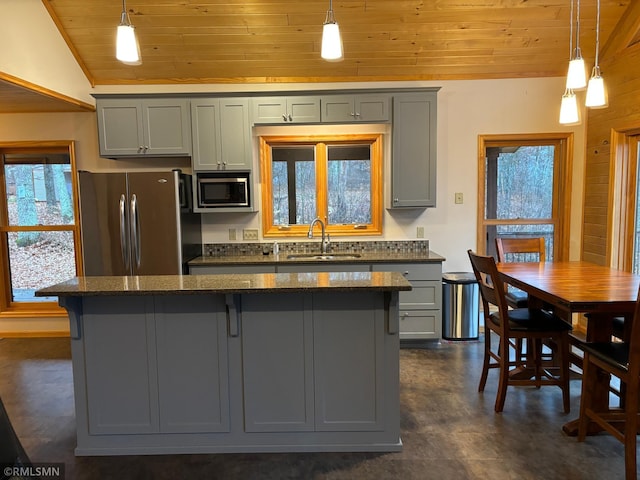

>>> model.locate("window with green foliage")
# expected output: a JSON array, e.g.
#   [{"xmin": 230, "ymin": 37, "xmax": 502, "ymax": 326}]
[{"xmin": 260, "ymin": 134, "xmax": 383, "ymax": 237}]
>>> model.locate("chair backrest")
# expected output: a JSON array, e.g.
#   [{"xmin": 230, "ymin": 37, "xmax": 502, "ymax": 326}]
[
  {"xmin": 467, "ymin": 249, "xmax": 511, "ymax": 335},
  {"xmin": 495, "ymin": 237, "xmax": 546, "ymax": 263}
]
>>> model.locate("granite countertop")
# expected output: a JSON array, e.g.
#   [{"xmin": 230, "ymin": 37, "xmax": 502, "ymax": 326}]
[
  {"xmin": 35, "ymin": 272, "xmax": 413, "ymax": 297},
  {"xmin": 189, "ymin": 250, "xmax": 446, "ymax": 267}
]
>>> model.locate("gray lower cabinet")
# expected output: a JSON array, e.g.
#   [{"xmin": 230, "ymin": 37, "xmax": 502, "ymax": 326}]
[
  {"xmin": 320, "ymin": 95, "xmax": 390, "ymax": 123},
  {"xmin": 372, "ymin": 263, "xmax": 442, "ymax": 340},
  {"xmin": 391, "ymin": 92, "xmax": 438, "ymax": 208},
  {"xmin": 251, "ymin": 96, "xmax": 321, "ymax": 124},
  {"xmin": 71, "ymin": 289, "xmax": 400, "ymax": 454},
  {"xmin": 241, "ymin": 293, "xmax": 315, "ymax": 432},
  {"xmin": 155, "ymin": 295, "xmax": 230, "ymax": 433},
  {"xmin": 96, "ymin": 98, "xmax": 192, "ymax": 158},
  {"xmin": 191, "ymin": 98, "xmax": 252, "ymax": 170},
  {"xmin": 81, "ymin": 295, "xmax": 229, "ymax": 436},
  {"xmin": 82, "ymin": 296, "xmax": 159, "ymax": 435}
]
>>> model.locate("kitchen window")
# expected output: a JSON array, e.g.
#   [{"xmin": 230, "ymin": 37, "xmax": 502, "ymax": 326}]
[
  {"xmin": 0, "ymin": 141, "xmax": 82, "ymax": 317},
  {"xmin": 259, "ymin": 134, "xmax": 383, "ymax": 237}
]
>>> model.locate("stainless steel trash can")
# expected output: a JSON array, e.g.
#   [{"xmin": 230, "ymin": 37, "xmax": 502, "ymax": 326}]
[{"xmin": 442, "ymin": 272, "xmax": 480, "ymax": 340}]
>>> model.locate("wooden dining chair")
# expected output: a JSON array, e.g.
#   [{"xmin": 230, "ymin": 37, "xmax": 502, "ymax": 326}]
[
  {"xmin": 577, "ymin": 284, "xmax": 640, "ymax": 480},
  {"xmin": 467, "ymin": 249, "xmax": 572, "ymax": 413},
  {"xmin": 495, "ymin": 237, "xmax": 546, "ymax": 308}
]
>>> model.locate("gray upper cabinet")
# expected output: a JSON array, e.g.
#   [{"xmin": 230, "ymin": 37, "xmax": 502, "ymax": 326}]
[
  {"xmin": 251, "ymin": 96, "xmax": 321, "ymax": 124},
  {"xmin": 191, "ymin": 98, "xmax": 252, "ymax": 170},
  {"xmin": 96, "ymin": 98, "xmax": 192, "ymax": 158},
  {"xmin": 321, "ymin": 95, "xmax": 390, "ymax": 123},
  {"xmin": 391, "ymin": 92, "xmax": 437, "ymax": 208}
]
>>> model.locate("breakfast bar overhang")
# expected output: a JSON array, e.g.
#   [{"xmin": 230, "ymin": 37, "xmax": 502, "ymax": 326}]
[{"xmin": 36, "ymin": 272, "xmax": 411, "ymax": 456}]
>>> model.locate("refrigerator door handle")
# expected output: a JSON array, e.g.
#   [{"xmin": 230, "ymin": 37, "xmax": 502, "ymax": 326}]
[
  {"xmin": 131, "ymin": 194, "xmax": 142, "ymax": 269},
  {"xmin": 119, "ymin": 194, "xmax": 130, "ymax": 270}
]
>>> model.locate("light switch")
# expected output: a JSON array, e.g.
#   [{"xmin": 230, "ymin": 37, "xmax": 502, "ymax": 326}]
[{"xmin": 455, "ymin": 192, "xmax": 464, "ymax": 204}]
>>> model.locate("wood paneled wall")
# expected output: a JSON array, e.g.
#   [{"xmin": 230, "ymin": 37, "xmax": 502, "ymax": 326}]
[{"xmin": 582, "ymin": 7, "xmax": 640, "ymax": 265}]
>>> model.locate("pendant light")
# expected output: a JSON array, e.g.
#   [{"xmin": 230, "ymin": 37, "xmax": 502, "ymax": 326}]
[
  {"xmin": 559, "ymin": 0, "xmax": 580, "ymax": 125},
  {"xmin": 321, "ymin": 0, "xmax": 343, "ymax": 62},
  {"xmin": 566, "ymin": 0, "xmax": 586, "ymax": 90},
  {"xmin": 585, "ymin": 0, "xmax": 608, "ymax": 108},
  {"xmin": 116, "ymin": 0, "xmax": 141, "ymax": 65}
]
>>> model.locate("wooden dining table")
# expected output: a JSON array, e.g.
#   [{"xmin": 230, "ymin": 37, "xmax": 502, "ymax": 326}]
[{"xmin": 496, "ymin": 260, "xmax": 640, "ymax": 435}]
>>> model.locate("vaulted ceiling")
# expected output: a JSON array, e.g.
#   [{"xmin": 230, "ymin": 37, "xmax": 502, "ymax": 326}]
[{"xmin": 2, "ymin": 0, "xmax": 637, "ymax": 112}]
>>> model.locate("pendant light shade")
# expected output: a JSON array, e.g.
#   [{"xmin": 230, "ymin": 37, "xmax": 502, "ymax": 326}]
[
  {"xmin": 585, "ymin": 67, "xmax": 607, "ymax": 108},
  {"xmin": 566, "ymin": 0, "xmax": 586, "ymax": 90},
  {"xmin": 559, "ymin": 89, "xmax": 580, "ymax": 125},
  {"xmin": 566, "ymin": 53, "xmax": 586, "ymax": 90},
  {"xmin": 116, "ymin": 0, "xmax": 141, "ymax": 65},
  {"xmin": 585, "ymin": 0, "xmax": 607, "ymax": 108},
  {"xmin": 321, "ymin": 0, "xmax": 343, "ymax": 61}
]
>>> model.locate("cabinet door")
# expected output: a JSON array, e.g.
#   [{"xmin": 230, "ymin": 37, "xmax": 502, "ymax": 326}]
[
  {"xmin": 399, "ymin": 310, "xmax": 440, "ymax": 339},
  {"xmin": 287, "ymin": 96, "xmax": 321, "ymax": 123},
  {"xmin": 155, "ymin": 295, "xmax": 230, "ymax": 433},
  {"xmin": 191, "ymin": 99, "xmax": 222, "ymax": 170},
  {"xmin": 251, "ymin": 97, "xmax": 287, "ymax": 124},
  {"xmin": 391, "ymin": 92, "xmax": 437, "ymax": 207},
  {"xmin": 355, "ymin": 95, "xmax": 390, "ymax": 122},
  {"xmin": 82, "ymin": 296, "xmax": 159, "ymax": 435},
  {"xmin": 321, "ymin": 95, "xmax": 354, "ymax": 122},
  {"xmin": 97, "ymin": 99, "xmax": 144, "ymax": 157},
  {"xmin": 241, "ymin": 293, "xmax": 315, "ymax": 432},
  {"xmin": 141, "ymin": 99, "xmax": 192, "ymax": 156},
  {"xmin": 313, "ymin": 292, "xmax": 385, "ymax": 431},
  {"xmin": 219, "ymin": 98, "xmax": 252, "ymax": 169}
]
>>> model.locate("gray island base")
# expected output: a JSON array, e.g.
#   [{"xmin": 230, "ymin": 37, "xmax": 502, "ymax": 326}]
[{"xmin": 36, "ymin": 272, "xmax": 411, "ymax": 456}]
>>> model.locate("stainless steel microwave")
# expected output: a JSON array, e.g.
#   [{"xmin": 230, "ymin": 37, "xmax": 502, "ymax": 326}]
[{"xmin": 194, "ymin": 171, "xmax": 250, "ymax": 209}]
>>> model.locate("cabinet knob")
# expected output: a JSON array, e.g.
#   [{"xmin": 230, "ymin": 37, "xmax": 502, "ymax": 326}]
[
  {"xmin": 350, "ymin": 112, "xmax": 355, "ymax": 117},
  {"xmin": 393, "ymin": 198, "xmax": 399, "ymax": 203},
  {"xmin": 403, "ymin": 271, "xmax": 409, "ymax": 275},
  {"xmin": 355, "ymin": 112, "xmax": 361, "ymax": 117},
  {"xmin": 402, "ymin": 312, "xmax": 409, "ymax": 318},
  {"xmin": 288, "ymin": 114, "xmax": 293, "ymax": 121}
]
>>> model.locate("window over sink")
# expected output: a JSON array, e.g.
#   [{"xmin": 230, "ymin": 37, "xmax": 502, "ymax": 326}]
[{"xmin": 259, "ymin": 134, "xmax": 383, "ymax": 237}]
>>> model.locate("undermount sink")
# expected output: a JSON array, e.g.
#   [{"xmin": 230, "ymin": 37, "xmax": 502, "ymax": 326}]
[{"xmin": 286, "ymin": 253, "xmax": 362, "ymax": 261}]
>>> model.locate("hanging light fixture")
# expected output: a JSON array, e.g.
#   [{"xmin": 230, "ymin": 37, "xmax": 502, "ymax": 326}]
[
  {"xmin": 585, "ymin": 0, "xmax": 607, "ymax": 108},
  {"xmin": 566, "ymin": 0, "xmax": 586, "ymax": 90},
  {"xmin": 560, "ymin": 0, "xmax": 580, "ymax": 125},
  {"xmin": 116, "ymin": 0, "xmax": 141, "ymax": 65},
  {"xmin": 321, "ymin": 0, "xmax": 343, "ymax": 62}
]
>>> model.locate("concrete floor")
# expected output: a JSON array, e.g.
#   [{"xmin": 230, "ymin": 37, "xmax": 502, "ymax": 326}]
[{"xmin": 0, "ymin": 336, "xmax": 630, "ymax": 479}]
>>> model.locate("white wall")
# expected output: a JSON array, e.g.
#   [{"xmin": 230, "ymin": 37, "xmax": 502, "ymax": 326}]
[{"xmin": 0, "ymin": 0, "xmax": 94, "ymax": 106}]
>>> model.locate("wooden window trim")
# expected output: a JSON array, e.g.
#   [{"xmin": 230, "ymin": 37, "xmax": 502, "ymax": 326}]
[
  {"xmin": 608, "ymin": 128, "xmax": 640, "ymax": 270},
  {"xmin": 476, "ymin": 133, "xmax": 573, "ymax": 261},
  {"xmin": 260, "ymin": 134, "xmax": 383, "ymax": 238},
  {"xmin": 0, "ymin": 140, "xmax": 83, "ymax": 317}
]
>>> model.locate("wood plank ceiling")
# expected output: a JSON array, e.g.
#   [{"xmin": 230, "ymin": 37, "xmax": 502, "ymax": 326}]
[{"xmin": 2, "ymin": 0, "xmax": 635, "ymax": 112}]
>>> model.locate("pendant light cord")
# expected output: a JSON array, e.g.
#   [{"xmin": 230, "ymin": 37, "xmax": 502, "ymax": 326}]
[
  {"xmin": 594, "ymin": 0, "xmax": 601, "ymax": 67},
  {"xmin": 568, "ymin": 0, "xmax": 574, "ymax": 60}
]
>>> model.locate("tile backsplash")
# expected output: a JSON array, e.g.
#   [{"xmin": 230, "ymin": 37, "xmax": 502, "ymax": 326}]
[{"xmin": 204, "ymin": 240, "xmax": 430, "ymax": 257}]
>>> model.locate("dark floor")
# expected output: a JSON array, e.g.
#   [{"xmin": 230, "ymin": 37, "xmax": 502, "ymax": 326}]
[{"xmin": 0, "ymin": 336, "xmax": 630, "ymax": 480}]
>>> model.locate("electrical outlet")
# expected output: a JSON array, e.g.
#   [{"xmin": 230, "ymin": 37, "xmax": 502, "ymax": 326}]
[
  {"xmin": 243, "ymin": 229, "xmax": 259, "ymax": 241},
  {"xmin": 455, "ymin": 192, "xmax": 464, "ymax": 204},
  {"xmin": 228, "ymin": 228, "xmax": 236, "ymax": 241},
  {"xmin": 416, "ymin": 226, "xmax": 425, "ymax": 238}
]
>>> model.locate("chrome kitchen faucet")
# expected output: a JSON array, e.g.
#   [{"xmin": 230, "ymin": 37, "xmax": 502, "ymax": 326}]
[{"xmin": 308, "ymin": 217, "xmax": 331, "ymax": 254}]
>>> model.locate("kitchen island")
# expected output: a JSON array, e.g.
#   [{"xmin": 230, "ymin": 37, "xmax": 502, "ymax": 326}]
[{"xmin": 36, "ymin": 272, "xmax": 411, "ymax": 456}]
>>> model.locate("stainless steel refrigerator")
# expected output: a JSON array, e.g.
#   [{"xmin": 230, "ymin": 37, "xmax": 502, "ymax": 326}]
[{"xmin": 78, "ymin": 170, "xmax": 201, "ymax": 276}]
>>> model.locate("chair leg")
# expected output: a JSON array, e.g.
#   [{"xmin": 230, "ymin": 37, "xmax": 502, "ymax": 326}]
[
  {"xmin": 577, "ymin": 355, "xmax": 596, "ymax": 442},
  {"xmin": 478, "ymin": 330, "xmax": 491, "ymax": 392},
  {"xmin": 533, "ymin": 338, "xmax": 543, "ymax": 389},
  {"xmin": 495, "ymin": 336, "xmax": 509, "ymax": 413},
  {"xmin": 624, "ymin": 382, "xmax": 638, "ymax": 480}
]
